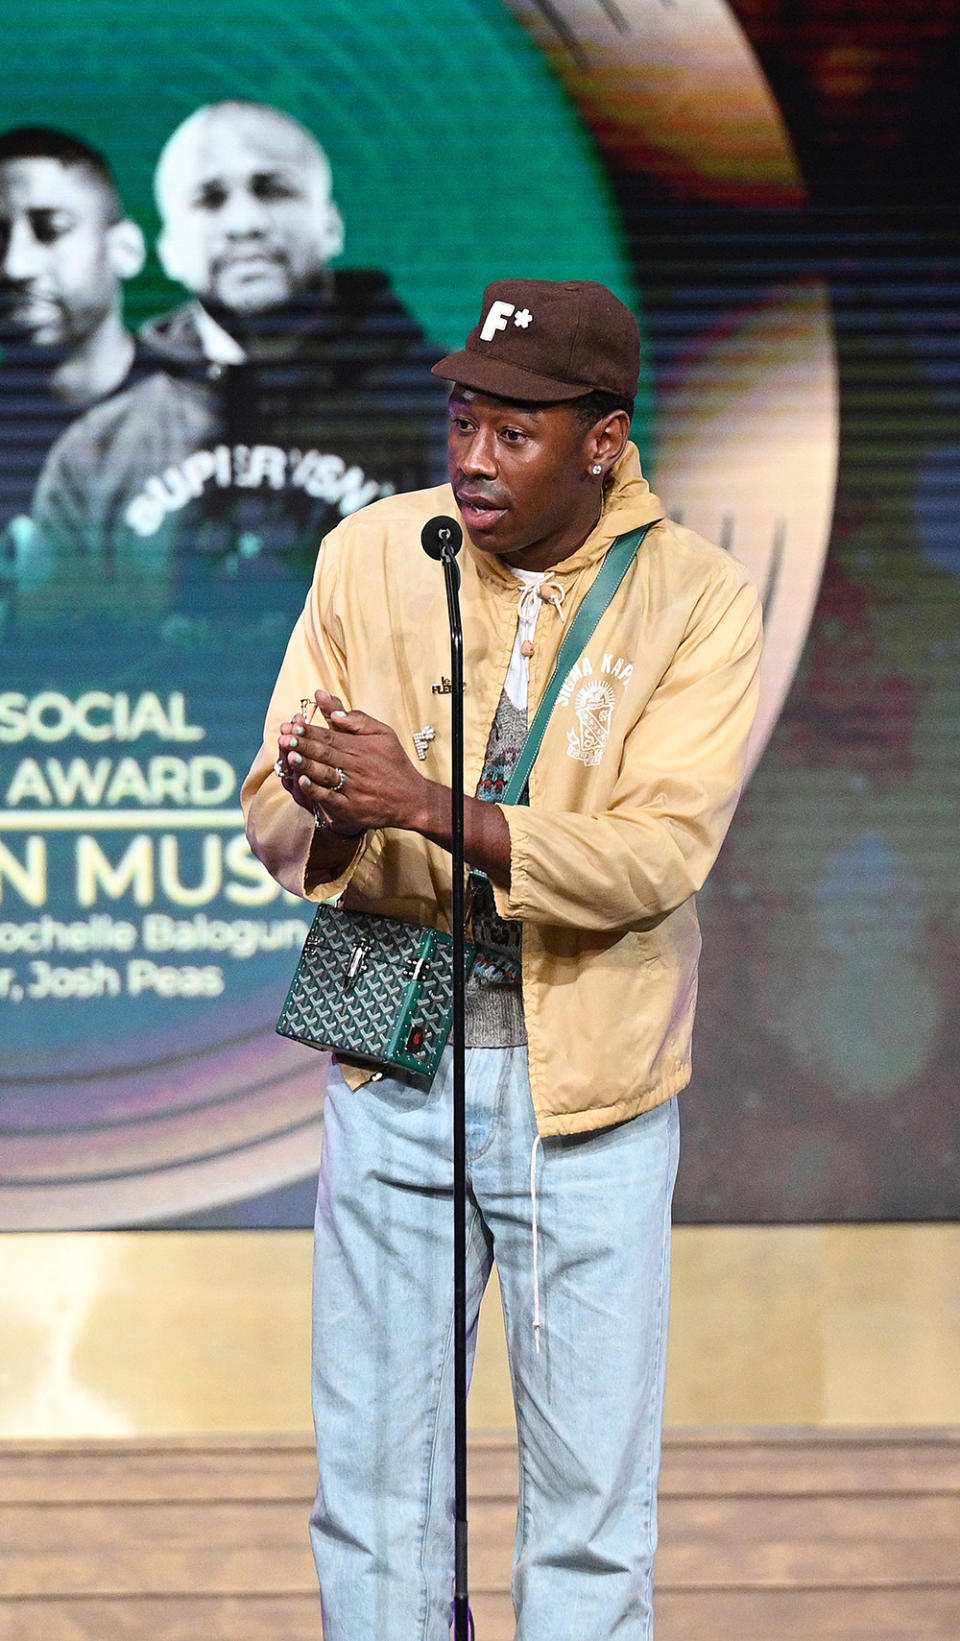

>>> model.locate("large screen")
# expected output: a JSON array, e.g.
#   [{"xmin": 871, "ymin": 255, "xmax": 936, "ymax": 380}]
[{"xmin": 0, "ymin": 0, "xmax": 956, "ymax": 1225}]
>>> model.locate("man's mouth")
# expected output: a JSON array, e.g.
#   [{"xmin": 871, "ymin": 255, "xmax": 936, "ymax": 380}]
[
  {"xmin": 217, "ymin": 251, "xmax": 284, "ymax": 274},
  {"xmin": 455, "ymin": 490, "xmax": 509, "ymax": 529},
  {"xmin": 1, "ymin": 289, "xmax": 59, "ymax": 322}
]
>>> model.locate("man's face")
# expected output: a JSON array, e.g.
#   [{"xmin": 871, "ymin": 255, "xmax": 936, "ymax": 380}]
[
  {"xmin": 448, "ymin": 389, "xmax": 599, "ymax": 571},
  {"xmin": 157, "ymin": 111, "xmax": 344, "ymax": 315},
  {"xmin": 0, "ymin": 158, "xmax": 119, "ymax": 346}
]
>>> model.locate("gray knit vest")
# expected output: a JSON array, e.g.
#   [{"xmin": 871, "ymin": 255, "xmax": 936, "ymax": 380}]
[{"xmin": 465, "ymin": 688, "xmax": 527, "ymax": 1048}]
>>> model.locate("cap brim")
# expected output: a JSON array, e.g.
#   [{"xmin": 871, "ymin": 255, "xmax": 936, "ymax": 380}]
[{"xmin": 432, "ymin": 349, "xmax": 592, "ymax": 404}]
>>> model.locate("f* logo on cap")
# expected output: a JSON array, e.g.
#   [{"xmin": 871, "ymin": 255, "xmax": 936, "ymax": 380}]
[{"xmin": 479, "ymin": 300, "xmax": 534, "ymax": 341}]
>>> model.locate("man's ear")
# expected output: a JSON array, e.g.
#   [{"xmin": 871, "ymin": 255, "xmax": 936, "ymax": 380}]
[
  {"xmin": 107, "ymin": 218, "xmax": 147, "ymax": 281},
  {"xmin": 156, "ymin": 224, "xmax": 190, "ymax": 287},
  {"xmin": 320, "ymin": 198, "xmax": 345, "ymax": 263},
  {"xmin": 588, "ymin": 409, "xmax": 632, "ymax": 472}
]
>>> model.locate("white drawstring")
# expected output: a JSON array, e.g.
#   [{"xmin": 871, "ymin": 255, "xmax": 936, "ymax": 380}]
[
  {"xmin": 516, "ymin": 583, "xmax": 541, "ymax": 659},
  {"xmin": 516, "ymin": 578, "xmax": 567, "ymax": 633},
  {"xmin": 529, "ymin": 1133, "xmax": 543, "ymax": 1354},
  {"xmin": 506, "ymin": 575, "xmax": 567, "ymax": 711}
]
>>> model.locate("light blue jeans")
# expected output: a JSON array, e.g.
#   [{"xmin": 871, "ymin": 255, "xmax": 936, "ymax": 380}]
[{"xmin": 310, "ymin": 1046, "xmax": 680, "ymax": 1640}]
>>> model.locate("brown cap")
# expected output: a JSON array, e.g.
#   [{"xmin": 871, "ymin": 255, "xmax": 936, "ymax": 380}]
[{"xmin": 432, "ymin": 278, "xmax": 640, "ymax": 403}]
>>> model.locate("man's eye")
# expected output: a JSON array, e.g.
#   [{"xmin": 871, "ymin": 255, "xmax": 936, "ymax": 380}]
[
  {"xmin": 501, "ymin": 427, "xmax": 526, "ymax": 443},
  {"xmin": 30, "ymin": 211, "xmax": 75, "ymax": 245},
  {"xmin": 194, "ymin": 185, "xmax": 228, "ymax": 211},
  {"xmin": 252, "ymin": 175, "xmax": 301, "ymax": 201}
]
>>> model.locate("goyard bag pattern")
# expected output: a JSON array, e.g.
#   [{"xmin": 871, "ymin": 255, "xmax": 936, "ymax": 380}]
[{"xmin": 277, "ymin": 901, "xmax": 476, "ymax": 1080}]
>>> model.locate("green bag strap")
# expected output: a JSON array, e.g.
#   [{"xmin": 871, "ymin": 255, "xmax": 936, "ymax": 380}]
[{"xmin": 500, "ymin": 521, "xmax": 659, "ymax": 805}]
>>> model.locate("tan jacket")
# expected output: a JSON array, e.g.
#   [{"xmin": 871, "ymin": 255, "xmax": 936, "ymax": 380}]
[{"xmin": 242, "ymin": 444, "xmax": 762, "ymax": 1136}]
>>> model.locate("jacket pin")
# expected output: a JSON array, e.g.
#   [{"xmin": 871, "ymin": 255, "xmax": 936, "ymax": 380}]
[
  {"xmin": 431, "ymin": 676, "xmax": 453, "ymax": 695},
  {"xmin": 412, "ymin": 725, "xmax": 436, "ymax": 761}
]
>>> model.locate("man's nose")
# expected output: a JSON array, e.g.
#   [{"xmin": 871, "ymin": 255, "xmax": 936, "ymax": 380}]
[
  {"xmin": 0, "ymin": 218, "xmax": 43, "ymax": 281},
  {"xmin": 457, "ymin": 426, "xmax": 498, "ymax": 478},
  {"xmin": 220, "ymin": 186, "xmax": 272, "ymax": 236}
]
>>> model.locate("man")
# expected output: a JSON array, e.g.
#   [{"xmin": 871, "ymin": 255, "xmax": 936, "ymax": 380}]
[
  {"xmin": 153, "ymin": 98, "xmax": 344, "ymax": 322},
  {"xmin": 27, "ymin": 101, "xmax": 446, "ymax": 634},
  {"xmin": 242, "ymin": 279, "xmax": 763, "ymax": 1639},
  {"xmin": 0, "ymin": 126, "xmax": 144, "ymax": 617}
]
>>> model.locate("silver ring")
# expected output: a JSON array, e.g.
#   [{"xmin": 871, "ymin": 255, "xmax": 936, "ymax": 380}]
[
  {"xmin": 332, "ymin": 767, "xmax": 346, "ymax": 793},
  {"xmin": 273, "ymin": 757, "xmax": 286, "ymax": 779}
]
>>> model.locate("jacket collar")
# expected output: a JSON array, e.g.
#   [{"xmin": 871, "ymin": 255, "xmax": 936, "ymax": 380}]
[{"xmin": 460, "ymin": 442, "xmax": 664, "ymax": 589}]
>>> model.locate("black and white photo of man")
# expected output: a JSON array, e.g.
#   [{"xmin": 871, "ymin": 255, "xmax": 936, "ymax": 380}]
[
  {"xmin": 0, "ymin": 125, "xmax": 144, "ymax": 552},
  {"xmin": 28, "ymin": 101, "xmax": 447, "ymax": 635},
  {"xmin": 154, "ymin": 99, "xmax": 344, "ymax": 324}
]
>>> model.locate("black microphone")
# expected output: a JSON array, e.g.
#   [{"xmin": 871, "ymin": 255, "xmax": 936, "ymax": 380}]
[{"xmin": 421, "ymin": 515, "xmax": 463, "ymax": 563}]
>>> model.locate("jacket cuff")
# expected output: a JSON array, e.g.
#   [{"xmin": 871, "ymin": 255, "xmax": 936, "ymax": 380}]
[
  {"xmin": 303, "ymin": 825, "xmax": 369, "ymax": 902},
  {"xmin": 489, "ymin": 804, "xmax": 529, "ymax": 922}
]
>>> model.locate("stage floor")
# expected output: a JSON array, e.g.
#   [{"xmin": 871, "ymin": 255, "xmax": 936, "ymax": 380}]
[{"xmin": 1, "ymin": 1428, "xmax": 958, "ymax": 1639}]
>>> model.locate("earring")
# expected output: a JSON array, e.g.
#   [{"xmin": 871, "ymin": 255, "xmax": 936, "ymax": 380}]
[{"xmin": 591, "ymin": 463, "xmax": 603, "ymax": 476}]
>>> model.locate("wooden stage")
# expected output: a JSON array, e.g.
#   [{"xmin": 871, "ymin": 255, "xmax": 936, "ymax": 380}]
[{"xmin": 2, "ymin": 1428, "xmax": 958, "ymax": 1639}]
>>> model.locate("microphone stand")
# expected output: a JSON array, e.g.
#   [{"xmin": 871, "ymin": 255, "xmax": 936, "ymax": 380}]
[
  {"xmin": 424, "ymin": 517, "xmax": 473, "ymax": 1640},
  {"xmin": 444, "ymin": 545, "xmax": 472, "ymax": 1641}
]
